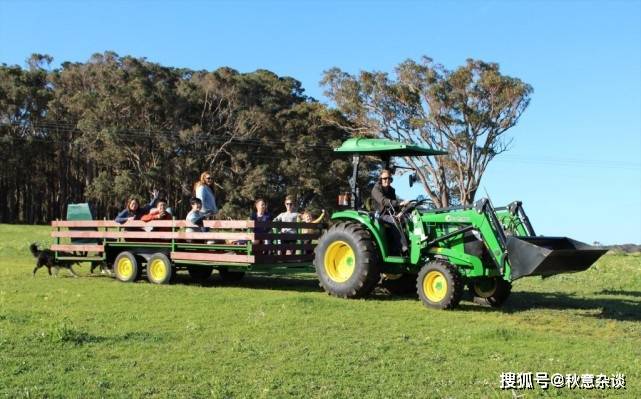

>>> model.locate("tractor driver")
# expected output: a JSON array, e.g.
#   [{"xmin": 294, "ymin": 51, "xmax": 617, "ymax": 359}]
[{"xmin": 371, "ymin": 169, "xmax": 410, "ymax": 255}]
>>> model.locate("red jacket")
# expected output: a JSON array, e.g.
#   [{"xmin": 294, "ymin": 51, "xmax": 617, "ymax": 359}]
[
  {"xmin": 141, "ymin": 209, "xmax": 172, "ymax": 222},
  {"xmin": 141, "ymin": 210, "xmax": 173, "ymax": 232}
]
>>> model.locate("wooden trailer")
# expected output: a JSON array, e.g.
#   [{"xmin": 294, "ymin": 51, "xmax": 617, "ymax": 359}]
[{"xmin": 51, "ymin": 218, "xmax": 324, "ymax": 284}]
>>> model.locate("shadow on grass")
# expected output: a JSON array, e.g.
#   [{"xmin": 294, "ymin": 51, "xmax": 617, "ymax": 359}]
[
  {"xmin": 47, "ymin": 329, "xmax": 169, "ymax": 346},
  {"xmin": 77, "ymin": 271, "xmax": 641, "ymax": 321},
  {"xmin": 596, "ymin": 289, "xmax": 641, "ymax": 298},
  {"xmin": 172, "ymin": 272, "xmax": 423, "ymax": 301},
  {"xmin": 172, "ymin": 272, "xmax": 324, "ymax": 294},
  {"xmin": 501, "ymin": 291, "xmax": 641, "ymax": 322}
]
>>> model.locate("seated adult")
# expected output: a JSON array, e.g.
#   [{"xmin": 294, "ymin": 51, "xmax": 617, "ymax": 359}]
[
  {"xmin": 273, "ymin": 195, "xmax": 300, "ymax": 255},
  {"xmin": 114, "ymin": 189, "xmax": 159, "ymax": 224},
  {"xmin": 250, "ymin": 198, "xmax": 271, "ymax": 251},
  {"xmin": 371, "ymin": 169, "xmax": 409, "ymax": 255}
]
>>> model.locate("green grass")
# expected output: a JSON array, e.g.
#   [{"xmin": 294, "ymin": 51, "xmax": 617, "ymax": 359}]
[{"xmin": 1, "ymin": 224, "xmax": 639, "ymax": 398}]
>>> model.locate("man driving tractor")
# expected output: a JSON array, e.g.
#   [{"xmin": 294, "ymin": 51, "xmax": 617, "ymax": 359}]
[{"xmin": 371, "ymin": 169, "xmax": 409, "ymax": 255}]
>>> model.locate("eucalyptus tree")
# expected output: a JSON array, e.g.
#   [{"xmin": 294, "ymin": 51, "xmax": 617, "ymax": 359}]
[{"xmin": 322, "ymin": 57, "xmax": 533, "ymax": 207}]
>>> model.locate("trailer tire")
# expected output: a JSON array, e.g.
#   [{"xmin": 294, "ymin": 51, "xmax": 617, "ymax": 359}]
[
  {"xmin": 219, "ymin": 267, "xmax": 245, "ymax": 282},
  {"xmin": 114, "ymin": 251, "xmax": 140, "ymax": 283},
  {"xmin": 417, "ymin": 260, "xmax": 463, "ymax": 309},
  {"xmin": 188, "ymin": 266, "xmax": 213, "ymax": 282},
  {"xmin": 469, "ymin": 277, "xmax": 512, "ymax": 307},
  {"xmin": 147, "ymin": 253, "xmax": 173, "ymax": 285},
  {"xmin": 381, "ymin": 273, "xmax": 418, "ymax": 297},
  {"xmin": 314, "ymin": 222, "xmax": 381, "ymax": 298}
]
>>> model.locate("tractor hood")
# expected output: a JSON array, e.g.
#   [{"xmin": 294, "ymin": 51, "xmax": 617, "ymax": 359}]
[{"xmin": 335, "ymin": 138, "xmax": 448, "ymax": 157}]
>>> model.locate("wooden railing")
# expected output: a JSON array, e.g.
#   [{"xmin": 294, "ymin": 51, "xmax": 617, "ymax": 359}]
[{"xmin": 51, "ymin": 219, "xmax": 324, "ymax": 264}]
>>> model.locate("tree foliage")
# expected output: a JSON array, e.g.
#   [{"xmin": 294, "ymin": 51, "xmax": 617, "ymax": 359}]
[
  {"xmin": 322, "ymin": 56, "xmax": 533, "ymax": 207},
  {"xmin": 0, "ymin": 52, "xmax": 351, "ymax": 223}
]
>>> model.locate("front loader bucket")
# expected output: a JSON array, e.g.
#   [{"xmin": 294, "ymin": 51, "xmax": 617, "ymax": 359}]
[{"xmin": 506, "ymin": 236, "xmax": 607, "ymax": 280}]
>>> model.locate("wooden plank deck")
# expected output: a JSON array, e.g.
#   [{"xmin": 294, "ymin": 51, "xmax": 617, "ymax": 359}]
[
  {"xmin": 50, "ymin": 244, "xmax": 104, "ymax": 252},
  {"xmin": 171, "ymin": 251, "xmax": 254, "ymax": 263}
]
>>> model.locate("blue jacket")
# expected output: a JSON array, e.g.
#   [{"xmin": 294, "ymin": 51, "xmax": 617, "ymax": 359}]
[
  {"xmin": 115, "ymin": 196, "xmax": 158, "ymax": 224},
  {"xmin": 196, "ymin": 184, "xmax": 218, "ymax": 216}
]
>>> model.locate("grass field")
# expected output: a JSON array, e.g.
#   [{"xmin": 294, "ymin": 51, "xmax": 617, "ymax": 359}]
[{"xmin": 0, "ymin": 224, "xmax": 639, "ymax": 398}]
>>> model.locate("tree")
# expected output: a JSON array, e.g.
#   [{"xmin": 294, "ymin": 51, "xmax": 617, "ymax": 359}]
[
  {"xmin": 322, "ymin": 56, "xmax": 533, "ymax": 207},
  {"xmin": 1, "ymin": 52, "xmax": 353, "ymax": 223}
]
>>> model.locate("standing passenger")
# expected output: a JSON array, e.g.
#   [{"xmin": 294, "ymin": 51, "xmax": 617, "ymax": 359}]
[{"xmin": 194, "ymin": 172, "xmax": 218, "ymax": 219}]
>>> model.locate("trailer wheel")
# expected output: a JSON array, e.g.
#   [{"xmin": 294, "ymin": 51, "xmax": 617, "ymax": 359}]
[
  {"xmin": 147, "ymin": 253, "xmax": 173, "ymax": 285},
  {"xmin": 469, "ymin": 277, "xmax": 512, "ymax": 307},
  {"xmin": 188, "ymin": 266, "xmax": 213, "ymax": 282},
  {"xmin": 314, "ymin": 222, "xmax": 381, "ymax": 298},
  {"xmin": 114, "ymin": 252, "xmax": 139, "ymax": 283},
  {"xmin": 381, "ymin": 273, "xmax": 418, "ymax": 296},
  {"xmin": 417, "ymin": 260, "xmax": 463, "ymax": 309},
  {"xmin": 219, "ymin": 267, "xmax": 245, "ymax": 282}
]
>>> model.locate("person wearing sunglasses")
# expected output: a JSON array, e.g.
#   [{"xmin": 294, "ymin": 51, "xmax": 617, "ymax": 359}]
[
  {"xmin": 273, "ymin": 195, "xmax": 300, "ymax": 229},
  {"xmin": 371, "ymin": 169, "xmax": 409, "ymax": 255},
  {"xmin": 194, "ymin": 171, "xmax": 218, "ymax": 219},
  {"xmin": 273, "ymin": 195, "xmax": 300, "ymax": 254}
]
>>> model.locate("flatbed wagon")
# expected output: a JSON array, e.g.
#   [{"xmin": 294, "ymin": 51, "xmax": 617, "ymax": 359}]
[{"xmin": 52, "ymin": 216, "xmax": 324, "ymax": 284}]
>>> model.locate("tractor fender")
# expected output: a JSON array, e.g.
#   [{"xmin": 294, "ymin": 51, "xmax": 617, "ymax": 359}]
[{"xmin": 330, "ymin": 211, "xmax": 390, "ymax": 258}]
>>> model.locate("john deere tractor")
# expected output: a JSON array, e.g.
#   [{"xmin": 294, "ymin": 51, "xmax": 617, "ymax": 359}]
[{"xmin": 314, "ymin": 138, "xmax": 607, "ymax": 309}]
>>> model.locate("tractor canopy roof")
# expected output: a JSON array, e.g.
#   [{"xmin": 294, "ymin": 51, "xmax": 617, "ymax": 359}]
[{"xmin": 334, "ymin": 138, "xmax": 447, "ymax": 157}]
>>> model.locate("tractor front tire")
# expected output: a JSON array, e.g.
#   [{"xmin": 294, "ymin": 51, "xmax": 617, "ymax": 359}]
[
  {"xmin": 114, "ymin": 251, "xmax": 140, "ymax": 283},
  {"xmin": 314, "ymin": 222, "xmax": 381, "ymax": 298},
  {"xmin": 417, "ymin": 260, "xmax": 463, "ymax": 309},
  {"xmin": 469, "ymin": 277, "xmax": 512, "ymax": 307}
]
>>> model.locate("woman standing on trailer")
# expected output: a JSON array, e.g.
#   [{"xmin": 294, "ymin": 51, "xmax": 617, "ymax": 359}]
[{"xmin": 194, "ymin": 172, "xmax": 218, "ymax": 219}]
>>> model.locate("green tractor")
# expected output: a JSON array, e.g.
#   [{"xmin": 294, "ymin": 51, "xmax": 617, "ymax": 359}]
[{"xmin": 314, "ymin": 138, "xmax": 607, "ymax": 309}]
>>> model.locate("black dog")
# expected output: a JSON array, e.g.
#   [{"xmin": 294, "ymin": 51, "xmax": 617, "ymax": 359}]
[{"xmin": 29, "ymin": 243, "xmax": 81, "ymax": 277}]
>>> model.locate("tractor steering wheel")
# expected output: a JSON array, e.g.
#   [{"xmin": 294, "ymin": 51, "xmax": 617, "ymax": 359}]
[
  {"xmin": 395, "ymin": 200, "xmax": 418, "ymax": 218},
  {"xmin": 396, "ymin": 198, "xmax": 431, "ymax": 218}
]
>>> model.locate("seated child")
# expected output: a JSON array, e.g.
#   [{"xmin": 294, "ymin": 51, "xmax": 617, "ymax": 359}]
[
  {"xmin": 300, "ymin": 209, "xmax": 326, "ymax": 254},
  {"xmin": 186, "ymin": 197, "xmax": 206, "ymax": 233},
  {"xmin": 141, "ymin": 199, "xmax": 172, "ymax": 228}
]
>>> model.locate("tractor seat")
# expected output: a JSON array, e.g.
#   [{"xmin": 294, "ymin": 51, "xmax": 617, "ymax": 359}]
[{"xmin": 362, "ymin": 197, "xmax": 380, "ymax": 219}]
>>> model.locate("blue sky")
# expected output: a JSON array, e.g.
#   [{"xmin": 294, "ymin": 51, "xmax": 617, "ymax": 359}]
[{"xmin": 1, "ymin": 0, "xmax": 640, "ymax": 244}]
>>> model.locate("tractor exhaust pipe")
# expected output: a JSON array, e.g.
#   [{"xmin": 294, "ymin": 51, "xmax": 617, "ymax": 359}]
[{"xmin": 506, "ymin": 236, "xmax": 607, "ymax": 280}]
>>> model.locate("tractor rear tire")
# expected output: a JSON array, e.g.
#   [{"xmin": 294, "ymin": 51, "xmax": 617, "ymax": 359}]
[
  {"xmin": 417, "ymin": 260, "xmax": 464, "ymax": 309},
  {"xmin": 147, "ymin": 253, "xmax": 174, "ymax": 285},
  {"xmin": 114, "ymin": 251, "xmax": 140, "ymax": 283},
  {"xmin": 188, "ymin": 266, "xmax": 213, "ymax": 282},
  {"xmin": 314, "ymin": 222, "xmax": 381, "ymax": 298},
  {"xmin": 469, "ymin": 277, "xmax": 512, "ymax": 307},
  {"xmin": 381, "ymin": 273, "xmax": 418, "ymax": 297},
  {"xmin": 219, "ymin": 267, "xmax": 245, "ymax": 282}
]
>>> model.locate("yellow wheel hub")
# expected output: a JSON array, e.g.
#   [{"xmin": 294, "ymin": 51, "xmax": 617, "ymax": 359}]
[
  {"xmin": 149, "ymin": 259, "xmax": 167, "ymax": 281},
  {"xmin": 423, "ymin": 270, "xmax": 448, "ymax": 303},
  {"xmin": 117, "ymin": 258, "xmax": 133, "ymax": 279},
  {"xmin": 324, "ymin": 241, "xmax": 356, "ymax": 283}
]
